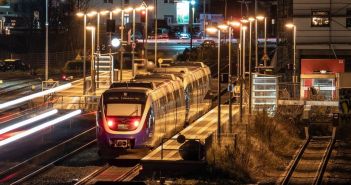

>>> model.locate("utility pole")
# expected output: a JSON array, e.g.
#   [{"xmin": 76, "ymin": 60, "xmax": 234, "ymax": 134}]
[
  {"xmin": 154, "ymin": 0, "xmax": 158, "ymax": 65},
  {"xmin": 45, "ymin": 0, "xmax": 48, "ymax": 81}
]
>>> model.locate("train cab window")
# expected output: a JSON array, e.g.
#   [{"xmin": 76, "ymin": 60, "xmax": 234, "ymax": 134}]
[{"xmin": 106, "ymin": 104, "xmax": 142, "ymax": 116}]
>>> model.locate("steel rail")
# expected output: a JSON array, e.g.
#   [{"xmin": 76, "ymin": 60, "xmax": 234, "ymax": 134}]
[
  {"xmin": 114, "ymin": 164, "xmax": 142, "ymax": 182},
  {"xmin": 281, "ymin": 138, "xmax": 311, "ymax": 185},
  {"xmin": 0, "ymin": 79, "xmax": 38, "ymax": 93},
  {"xmin": 74, "ymin": 164, "xmax": 111, "ymax": 185},
  {"xmin": 11, "ymin": 139, "xmax": 97, "ymax": 185},
  {"xmin": 0, "ymin": 127, "xmax": 96, "ymax": 184},
  {"xmin": 313, "ymin": 138, "xmax": 335, "ymax": 185}
]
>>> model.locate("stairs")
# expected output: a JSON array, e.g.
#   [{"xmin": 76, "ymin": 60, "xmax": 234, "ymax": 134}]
[{"xmin": 94, "ymin": 54, "xmax": 113, "ymax": 88}]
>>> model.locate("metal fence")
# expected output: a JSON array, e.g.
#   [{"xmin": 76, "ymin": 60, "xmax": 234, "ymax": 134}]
[
  {"xmin": 1, "ymin": 50, "xmax": 80, "ymax": 69},
  {"xmin": 278, "ymin": 82, "xmax": 300, "ymax": 100}
]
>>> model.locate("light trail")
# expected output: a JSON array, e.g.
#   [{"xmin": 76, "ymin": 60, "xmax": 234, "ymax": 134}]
[
  {"xmin": 0, "ymin": 109, "xmax": 58, "ymax": 135},
  {"xmin": 0, "ymin": 109, "xmax": 82, "ymax": 147},
  {"xmin": 0, "ymin": 83, "xmax": 72, "ymax": 110}
]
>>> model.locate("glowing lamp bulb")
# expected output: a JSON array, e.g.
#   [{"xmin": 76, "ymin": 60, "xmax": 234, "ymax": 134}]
[
  {"xmin": 107, "ymin": 120, "xmax": 114, "ymax": 128},
  {"xmin": 133, "ymin": 120, "xmax": 140, "ymax": 127}
]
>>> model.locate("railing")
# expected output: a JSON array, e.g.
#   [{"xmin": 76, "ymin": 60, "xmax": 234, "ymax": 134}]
[
  {"xmin": 160, "ymin": 137, "xmax": 202, "ymax": 160},
  {"xmin": 278, "ymin": 82, "xmax": 300, "ymax": 100},
  {"xmin": 46, "ymin": 95, "xmax": 99, "ymax": 111}
]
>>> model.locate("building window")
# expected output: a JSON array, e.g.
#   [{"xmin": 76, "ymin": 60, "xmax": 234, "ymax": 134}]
[
  {"xmin": 164, "ymin": 0, "xmax": 168, "ymax": 3},
  {"xmin": 311, "ymin": 10, "xmax": 330, "ymax": 27},
  {"xmin": 124, "ymin": 0, "xmax": 129, "ymax": 4},
  {"xmin": 164, "ymin": 15, "xmax": 174, "ymax": 25}
]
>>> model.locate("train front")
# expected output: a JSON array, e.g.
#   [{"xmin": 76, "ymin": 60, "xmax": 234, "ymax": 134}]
[{"xmin": 97, "ymin": 89, "xmax": 151, "ymax": 156}]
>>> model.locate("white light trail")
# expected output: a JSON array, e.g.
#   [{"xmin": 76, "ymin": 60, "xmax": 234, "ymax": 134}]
[
  {"xmin": 0, "ymin": 109, "xmax": 82, "ymax": 147},
  {"xmin": 0, "ymin": 109, "xmax": 58, "ymax": 135},
  {"xmin": 0, "ymin": 83, "xmax": 72, "ymax": 110}
]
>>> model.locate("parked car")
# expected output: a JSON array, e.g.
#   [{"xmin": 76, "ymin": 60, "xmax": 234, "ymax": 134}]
[
  {"xmin": 3, "ymin": 59, "xmax": 29, "ymax": 71},
  {"xmin": 61, "ymin": 60, "xmax": 90, "ymax": 81},
  {"xmin": 0, "ymin": 61, "xmax": 5, "ymax": 72},
  {"xmin": 148, "ymin": 28, "xmax": 169, "ymax": 39},
  {"xmin": 178, "ymin": 32, "xmax": 190, "ymax": 39},
  {"xmin": 201, "ymin": 40, "xmax": 216, "ymax": 48}
]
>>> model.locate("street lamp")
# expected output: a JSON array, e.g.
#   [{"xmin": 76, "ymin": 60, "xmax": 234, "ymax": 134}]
[
  {"xmin": 190, "ymin": 0, "xmax": 196, "ymax": 49},
  {"xmin": 87, "ymin": 25, "xmax": 96, "ymax": 94},
  {"xmin": 227, "ymin": 20, "xmax": 241, "ymax": 130},
  {"xmin": 286, "ymin": 23, "xmax": 297, "ymax": 97},
  {"xmin": 256, "ymin": 15, "xmax": 268, "ymax": 67},
  {"xmin": 248, "ymin": 17, "xmax": 254, "ymax": 114},
  {"xmin": 206, "ymin": 24, "xmax": 228, "ymax": 138},
  {"xmin": 76, "ymin": 12, "xmax": 87, "ymax": 95}
]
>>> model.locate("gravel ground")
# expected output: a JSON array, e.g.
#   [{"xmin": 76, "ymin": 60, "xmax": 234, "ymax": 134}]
[
  {"xmin": 323, "ymin": 141, "xmax": 351, "ymax": 184},
  {"xmin": 22, "ymin": 146, "xmax": 105, "ymax": 185}
]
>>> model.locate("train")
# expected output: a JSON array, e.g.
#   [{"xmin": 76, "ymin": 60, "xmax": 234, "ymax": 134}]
[{"xmin": 96, "ymin": 62, "xmax": 212, "ymax": 158}]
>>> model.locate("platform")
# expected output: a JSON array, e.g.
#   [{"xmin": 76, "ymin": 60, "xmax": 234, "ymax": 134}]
[
  {"xmin": 141, "ymin": 105, "xmax": 239, "ymax": 174},
  {"xmin": 49, "ymin": 70, "xmax": 133, "ymax": 110}
]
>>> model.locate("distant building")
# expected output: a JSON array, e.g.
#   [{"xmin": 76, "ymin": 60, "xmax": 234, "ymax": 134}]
[{"xmin": 292, "ymin": 0, "xmax": 351, "ymax": 71}]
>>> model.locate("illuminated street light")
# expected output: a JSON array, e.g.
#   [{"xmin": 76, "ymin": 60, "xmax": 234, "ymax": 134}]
[
  {"xmin": 87, "ymin": 11, "xmax": 97, "ymax": 17},
  {"xmin": 227, "ymin": 21, "xmax": 241, "ymax": 129},
  {"xmin": 87, "ymin": 26, "xmax": 96, "ymax": 93},
  {"xmin": 248, "ymin": 17, "xmax": 255, "ymax": 114},
  {"xmin": 286, "ymin": 23, "xmax": 297, "ymax": 97},
  {"xmin": 206, "ymin": 24, "xmax": 229, "ymax": 138},
  {"xmin": 256, "ymin": 15, "xmax": 268, "ymax": 66}
]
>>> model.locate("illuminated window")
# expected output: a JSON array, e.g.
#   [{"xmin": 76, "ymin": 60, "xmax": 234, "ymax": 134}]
[{"xmin": 311, "ymin": 10, "xmax": 330, "ymax": 27}]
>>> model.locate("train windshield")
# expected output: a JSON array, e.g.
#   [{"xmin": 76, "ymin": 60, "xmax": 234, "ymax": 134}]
[{"xmin": 106, "ymin": 104, "xmax": 142, "ymax": 116}]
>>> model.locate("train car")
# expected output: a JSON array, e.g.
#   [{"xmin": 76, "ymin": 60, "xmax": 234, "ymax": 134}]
[
  {"xmin": 96, "ymin": 62, "xmax": 211, "ymax": 158},
  {"xmin": 97, "ymin": 76, "xmax": 186, "ymax": 158},
  {"xmin": 152, "ymin": 62, "xmax": 211, "ymax": 123}
]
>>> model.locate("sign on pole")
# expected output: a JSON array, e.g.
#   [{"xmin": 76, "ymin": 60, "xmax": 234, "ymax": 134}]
[{"xmin": 177, "ymin": 1, "xmax": 190, "ymax": 24}]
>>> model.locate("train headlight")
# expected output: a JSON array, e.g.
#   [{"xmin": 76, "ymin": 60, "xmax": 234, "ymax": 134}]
[
  {"xmin": 107, "ymin": 120, "xmax": 114, "ymax": 128},
  {"xmin": 132, "ymin": 120, "xmax": 140, "ymax": 128}
]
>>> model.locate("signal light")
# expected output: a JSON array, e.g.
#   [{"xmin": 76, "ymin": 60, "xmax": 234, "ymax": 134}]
[{"xmin": 140, "ymin": 11, "xmax": 146, "ymax": 23}]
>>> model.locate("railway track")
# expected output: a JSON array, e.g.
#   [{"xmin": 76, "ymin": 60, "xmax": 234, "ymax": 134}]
[
  {"xmin": 0, "ymin": 79, "xmax": 40, "ymax": 96},
  {"xmin": 0, "ymin": 127, "xmax": 96, "ymax": 184},
  {"xmin": 75, "ymin": 163, "xmax": 142, "ymax": 184},
  {"xmin": 281, "ymin": 137, "xmax": 335, "ymax": 185}
]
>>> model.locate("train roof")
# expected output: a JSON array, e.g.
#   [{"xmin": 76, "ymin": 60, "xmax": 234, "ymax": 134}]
[
  {"xmin": 169, "ymin": 61, "xmax": 206, "ymax": 68},
  {"xmin": 103, "ymin": 87, "xmax": 150, "ymax": 94},
  {"xmin": 134, "ymin": 73, "xmax": 177, "ymax": 81},
  {"xmin": 110, "ymin": 82, "xmax": 157, "ymax": 89}
]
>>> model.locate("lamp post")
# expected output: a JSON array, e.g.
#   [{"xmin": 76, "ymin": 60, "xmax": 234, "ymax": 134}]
[
  {"xmin": 256, "ymin": 15, "xmax": 265, "ymax": 68},
  {"xmin": 87, "ymin": 26, "xmax": 96, "ymax": 94},
  {"xmin": 154, "ymin": 0, "xmax": 158, "ymax": 65},
  {"xmin": 240, "ymin": 25, "xmax": 247, "ymax": 121},
  {"xmin": 140, "ymin": 5, "xmax": 153, "ymax": 61},
  {"xmin": 240, "ymin": 18, "xmax": 249, "ymax": 79},
  {"xmin": 248, "ymin": 17, "xmax": 255, "ymax": 114},
  {"xmin": 206, "ymin": 24, "xmax": 228, "ymax": 138},
  {"xmin": 76, "ymin": 12, "xmax": 88, "ymax": 95},
  {"xmin": 190, "ymin": 0, "xmax": 195, "ymax": 49},
  {"xmin": 228, "ymin": 21, "xmax": 241, "ymax": 131},
  {"xmin": 286, "ymin": 23, "xmax": 297, "ymax": 97},
  {"xmin": 45, "ymin": 0, "xmax": 48, "ymax": 81}
]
